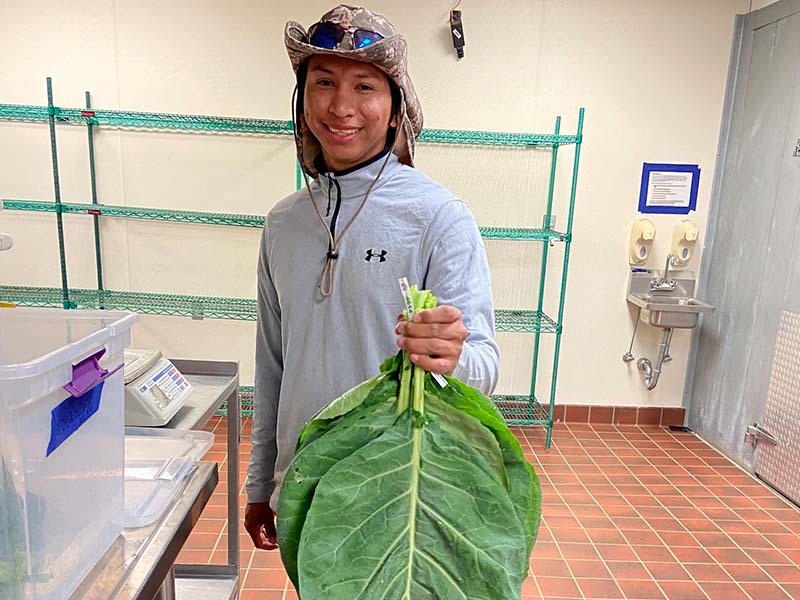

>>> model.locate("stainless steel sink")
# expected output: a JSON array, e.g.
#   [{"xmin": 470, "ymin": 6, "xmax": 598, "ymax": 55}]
[
  {"xmin": 627, "ymin": 293, "xmax": 714, "ymax": 329},
  {"xmin": 624, "ymin": 265, "xmax": 715, "ymax": 390},
  {"xmin": 626, "ymin": 269, "xmax": 715, "ymax": 329}
]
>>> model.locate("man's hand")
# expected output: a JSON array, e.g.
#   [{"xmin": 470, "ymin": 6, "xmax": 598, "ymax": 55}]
[
  {"xmin": 245, "ymin": 502, "xmax": 278, "ymax": 550},
  {"xmin": 395, "ymin": 305, "xmax": 468, "ymax": 375}
]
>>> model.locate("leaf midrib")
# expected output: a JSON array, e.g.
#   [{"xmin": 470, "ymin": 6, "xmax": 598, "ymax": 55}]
[{"xmin": 403, "ymin": 426, "xmax": 422, "ymax": 599}]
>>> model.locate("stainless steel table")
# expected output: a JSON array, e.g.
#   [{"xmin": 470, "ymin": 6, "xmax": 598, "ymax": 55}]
[{"xmin": 68, "ymin": 463, "xmax": 218, "ymax": 600}]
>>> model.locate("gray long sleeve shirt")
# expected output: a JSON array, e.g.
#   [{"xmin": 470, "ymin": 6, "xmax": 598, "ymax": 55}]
[{"xmin": 246, "ymin": 153, "xmax": 500, "ymax": 510}]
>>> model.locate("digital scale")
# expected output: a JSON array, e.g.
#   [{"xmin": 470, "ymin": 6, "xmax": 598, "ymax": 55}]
[{"xmin": 123, "ymin": 349, "xmax": 193, "ymax": 426}]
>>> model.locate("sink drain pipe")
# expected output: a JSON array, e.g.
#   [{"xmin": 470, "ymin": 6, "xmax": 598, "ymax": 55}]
[{"xmin": 637, "ymin": 327, "xmax": 673, "ymax": 391}]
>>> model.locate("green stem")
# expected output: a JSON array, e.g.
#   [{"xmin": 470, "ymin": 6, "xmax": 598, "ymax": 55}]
[
  {"xmin": 397, "ymin": 351, "xmax": 413, "ymax": 414},
  {"xmin": 397, "ymin": 284, "xmax": 437, "ymax": 416},
  {"xmin": 412, "ymin": 365, "xmax": 425, "ymax": 414}
]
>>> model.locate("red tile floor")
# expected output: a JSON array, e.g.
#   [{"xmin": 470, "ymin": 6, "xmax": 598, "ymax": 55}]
[{"xmin": 180, "ymin": 417, "xmax": 800, "ymax": 599}]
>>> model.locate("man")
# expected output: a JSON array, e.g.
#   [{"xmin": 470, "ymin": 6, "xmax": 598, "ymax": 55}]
[{"xmin": 245, "ymin": 4, "xmax": 499, "ymax": 551}]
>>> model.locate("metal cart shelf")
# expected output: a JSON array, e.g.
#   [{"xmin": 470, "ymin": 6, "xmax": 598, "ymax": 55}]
[
  {"xmin": 167, "ymin": 359, "xmax": 241, "ymax": 600},
  {"xmin": 0, "ymin": 78, "xmax": 583, "ymax": 448}
]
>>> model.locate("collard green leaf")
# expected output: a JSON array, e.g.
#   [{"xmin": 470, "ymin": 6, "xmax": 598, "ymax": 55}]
[
  {"xmin": 435, "ymin": 376, "xmax": 542, "ymax": 561},
  {"xmin": 379, "ymin": 351, "xmax": 402, "ymax": 375},
  {"xmin": 297, "ymin": 413, "xmax": 527, "ymax": 600},
  {"xmin": 278, "ymin": 285, "xmax": 539, "ymax": 599},
  {"xmin": 296, "ymin": 376, "xmax": 399, "ymax": 451},
  {"xmin": 315, "ymin": 375, "xmax": 383, "ymax": 422},
  {"xmin": 424, "ymin": 393, "xmax": 507, "ymax": 489},
  {"xmin": 278, "ymin": 400, "xmax": 400, "ymax": 587},
  {"xmin": 297, "ymin": 354, "xmax": 402, "ymax": 452}
]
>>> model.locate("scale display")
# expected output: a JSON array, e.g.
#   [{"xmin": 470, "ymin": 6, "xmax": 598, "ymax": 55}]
[{"xmin": 124, "ymin": 349, "xmax": 192, "ymax": 426}]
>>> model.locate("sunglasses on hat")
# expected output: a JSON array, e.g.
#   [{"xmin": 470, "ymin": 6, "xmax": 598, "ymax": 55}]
[{"xmin": 307, "ymin": 21, "xmax": 384, "ymax": 50}]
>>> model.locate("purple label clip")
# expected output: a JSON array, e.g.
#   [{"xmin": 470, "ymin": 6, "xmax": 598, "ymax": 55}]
[{"xmin": 46, "ymin": 349, "xmax": 122, "ymax": 457}]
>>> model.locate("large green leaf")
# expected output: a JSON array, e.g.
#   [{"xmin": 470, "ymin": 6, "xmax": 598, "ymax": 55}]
[
  {"xmin": 379, "ymin": 351, "xmax": 402, "ymax": 375},
  {"xmin": 296, "ymin": 376, "xmax": 399, "ymax": 451},
  {"xmin": 424, "ymin": 393, "xmax": 507, "ymax": 489},
  {"xmin": 279, "ymin": 286, "xmax": 538, "ymax": 597},
  {"xmin": 434, "ymin": 377, "xmax": 542, "ymax": 561},
  {"xmin": 297, "ymin": 413, "xmax": 527, "ymax": 600},
  {"xmin": 295, "ymin": 354, "xmax": 402, "ymax": 452},
  {"xmin": 279, "ymin": 400, "xmax": 400, "ymax": 586},
  {"xmin": 315, "ymin": 375, "xmax": 384, "ymax": 421}
]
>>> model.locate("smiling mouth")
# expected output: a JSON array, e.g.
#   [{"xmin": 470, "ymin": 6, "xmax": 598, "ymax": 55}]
[{"xmin": 325, "ymin": 124, "xmax": 360, "ymax": 137}]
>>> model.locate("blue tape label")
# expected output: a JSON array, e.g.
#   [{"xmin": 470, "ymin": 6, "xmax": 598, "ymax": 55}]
[{"xmin": 46, "ymin": 381, "xmax": 104, "ymax": 457}]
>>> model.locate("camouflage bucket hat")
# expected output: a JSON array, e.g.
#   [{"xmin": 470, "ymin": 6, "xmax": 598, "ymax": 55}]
[{"xmin": 285, "ymin": 4, "xmax": 423, "ymax": 177}]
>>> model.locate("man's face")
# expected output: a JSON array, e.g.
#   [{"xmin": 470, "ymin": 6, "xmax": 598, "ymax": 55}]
[{"xmin": 303, "ymin": 54, "xmax": 396, "ymax": 172}]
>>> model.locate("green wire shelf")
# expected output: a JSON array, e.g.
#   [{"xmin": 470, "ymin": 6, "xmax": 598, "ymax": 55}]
[
  {"xmin": 493, "ymin": 394, "xmax": 550, "ymax": 425},
  {"xmin": 0, "ymin": 104, "xmax": 294, "ymax": 136},
  {"xmin": 219, "ymin": 388, "xmax": 547, "ymax": 423},
  {"xmin": 495, "ymin": 309, "xmax": 560, "ymax": 334},
  {"xmin": 0, "ymin": 286, "xmax": 256, "ymax": 320},
  {"xmin": 2, "ymin": 199, "xmax": 566, "ymax": 241},
  {"xmin": 479, "ymin": 226, "xmax": 566, "ymax": 242},
  {"xmin": 419, "ymin": 128, "xmax": 579, "ymax": 147},
  {"xmin": 2, "ymin": 199, "xmax": 265, "ymax": 228},
  {"xmin": 213, "ymin": 385, "xmax": 254, "ymax": 418},
  {"xmin": 0, "ymin": 103, "xmax": 580, "ymax": 147},
  {"xmin": 2, "ymin": 90, "xmax": 582, "ymax": 441},
  {"xmin": 219, "ymin": 385, "xmax": 254, "ymax": 418},
  {"xmin": 0, "ymin": 286, "xmax": 560, "ymax": 334}
]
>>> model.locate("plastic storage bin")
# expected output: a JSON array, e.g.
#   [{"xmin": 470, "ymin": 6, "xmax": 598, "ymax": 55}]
[{"xmin": 0, "ymin": 307, "xmax": 138, "ymax": 600}]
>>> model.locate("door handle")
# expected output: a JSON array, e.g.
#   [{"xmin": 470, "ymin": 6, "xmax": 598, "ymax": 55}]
[{"xmin": 745, "ymin": 423, "xmax": 778, "ymax": 448}]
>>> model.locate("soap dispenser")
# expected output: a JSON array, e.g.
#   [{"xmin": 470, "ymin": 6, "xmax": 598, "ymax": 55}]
[
  {"xmin": 629, "ymin": 218, "xmax": 656, "ymax": 265},
  {"xmin": 671, "ymin": 220, "xmax": 699, "ymax": 266}
]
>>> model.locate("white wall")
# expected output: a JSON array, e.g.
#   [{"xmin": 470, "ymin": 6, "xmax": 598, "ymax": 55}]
[{"xmin": 0, "ymin": 0, "xmax": 748, "ymax": 407}]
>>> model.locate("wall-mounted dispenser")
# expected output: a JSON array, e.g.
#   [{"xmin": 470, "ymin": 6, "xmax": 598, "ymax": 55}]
[
  {"xmin": 671, "ymin": 219, "xmax": 699, "ymax": 266},
  {"xmin": 629, "ymin": 218, "xmax": 656, "ymax": 265}
]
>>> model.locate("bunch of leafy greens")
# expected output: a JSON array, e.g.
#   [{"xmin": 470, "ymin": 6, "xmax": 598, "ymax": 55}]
[{"xmin": 277, "ymin": 286, "xmax": 541, "ymax": 599}]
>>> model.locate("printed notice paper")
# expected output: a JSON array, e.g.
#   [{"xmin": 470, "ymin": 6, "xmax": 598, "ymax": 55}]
[
  {"xmin": 647, "ymin": 171, "xmax": 692, "ymax": 207},
  {"xmin": 638, "ymin": 163, "xmax": 700, "ymax": 215}
]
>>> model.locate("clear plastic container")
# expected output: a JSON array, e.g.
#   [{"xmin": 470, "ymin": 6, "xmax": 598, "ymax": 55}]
[
  {"xmin": 0, "ymin": 307, "xmax": 138, "ymax": 600},
  {"xmin": 123, "ymin": 427, "xmax": 213, "ymax": 528}
]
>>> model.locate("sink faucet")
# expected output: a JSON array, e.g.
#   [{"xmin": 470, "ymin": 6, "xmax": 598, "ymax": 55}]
[
  {"xmin": 650, "ymin": 254, "xmax": 677, "ymax": 292},
  {"xmin": 664, "ymin": 253, "xmax": 676, "ymax": 279}
]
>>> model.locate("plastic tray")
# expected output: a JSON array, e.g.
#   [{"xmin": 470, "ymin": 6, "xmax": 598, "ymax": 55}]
[{"xmin": 123, "ymin": 427, "xmax": 213, "ymax": 528}]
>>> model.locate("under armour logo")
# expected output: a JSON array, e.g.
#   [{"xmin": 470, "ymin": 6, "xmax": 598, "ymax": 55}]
[{"xmin": 365, "ymin": 249, "xmax": 387, "ymax": 262}]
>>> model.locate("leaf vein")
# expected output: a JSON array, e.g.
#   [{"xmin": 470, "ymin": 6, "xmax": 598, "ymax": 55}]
[
  {"xmin": 418, "ymin": 499, "xmax": 513, "ymax": 578},
  {"xmin": 416, "ymin": 548, "xmax": 468, "ymax": 599}
]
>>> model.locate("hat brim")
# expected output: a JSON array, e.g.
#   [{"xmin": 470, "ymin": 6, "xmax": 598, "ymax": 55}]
[
  {"xmin": 284, "ymin": 21, "xmax": 407, "ymax": 78},
  {"xmin": 284, "ymin": 20, "xmax": 422, "ymax": 177}
]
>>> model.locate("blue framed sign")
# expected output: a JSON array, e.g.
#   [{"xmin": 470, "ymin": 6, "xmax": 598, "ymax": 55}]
[{"xmin": 638, "ymin": 163, "xmax": 700, "ymax": 215}]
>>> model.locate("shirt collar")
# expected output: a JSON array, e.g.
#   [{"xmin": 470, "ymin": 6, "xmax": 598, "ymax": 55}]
[{"xmin": 315, "ymin": 149, "xmax": 399, "ymax": 200}]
